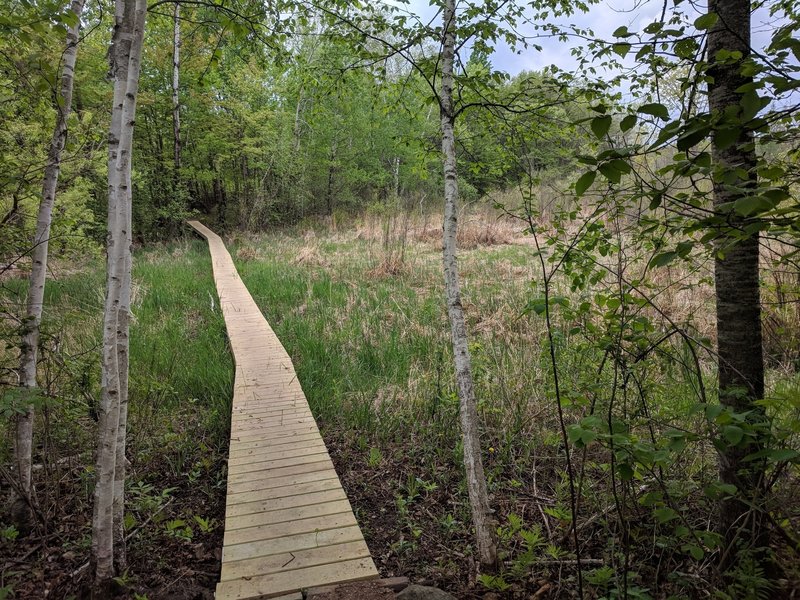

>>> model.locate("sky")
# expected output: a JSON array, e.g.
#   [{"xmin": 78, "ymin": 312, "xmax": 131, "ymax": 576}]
[{"xmin": 398, "ymin": 0, "xmax": 781, "ymax": 80}]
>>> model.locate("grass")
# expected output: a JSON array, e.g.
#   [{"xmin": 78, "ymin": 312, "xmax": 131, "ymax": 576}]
[
  {"xmin": 227, "ymin": 223, "xmax": 799, "ymax": 598},
  {"xmin": 0, "ymin": 220, "xmax": 798, "ymax": 599},
  {"xmin": 231, "ymin": 231, "xmax": 543, "ymax": 435},
  {"xmin": 0, "ymin": 239, "xmax": 232, "ymax": 598}
]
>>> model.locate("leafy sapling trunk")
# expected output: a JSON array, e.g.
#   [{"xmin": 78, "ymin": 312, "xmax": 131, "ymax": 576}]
[
  {"xmin": 439, "ymin": 0, "xmax": 498, "ymax": 572},
  {"xmin": 14, "ymin": 0, "xmax": 86, "ymax": 528},
  {"xmin": 707, "ymin": 0, "xmax": 769, "ymax": 566}
]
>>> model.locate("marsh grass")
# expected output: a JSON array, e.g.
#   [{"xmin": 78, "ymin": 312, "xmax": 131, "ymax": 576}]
[
  {"xmin": 0, "ymin": 239, "xmax": 231, "ymax": 597},
  {"xmin": 228, "ymin": 227, "xmax": 798, "ymax": 597},
  {"xmin": 1, "ymin": 225, "xmax": 797, "ymax": 598}
]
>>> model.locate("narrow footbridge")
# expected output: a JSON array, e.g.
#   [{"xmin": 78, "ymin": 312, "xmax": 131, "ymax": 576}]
[{"xmin": 189, "ymin": 221, "xmax": 378, "ymax": 599}]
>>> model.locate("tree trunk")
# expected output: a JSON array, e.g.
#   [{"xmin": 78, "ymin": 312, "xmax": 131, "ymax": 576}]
[
  {"xmin": 707, "ymin": 0, "xmax": 769, "ymax": 565},
  {"xmin": 293, "ymin": 87, "xmax": 304, "ymax": 154},
  {"xmin": 439, "ymin": 0, "xmax": 497, "ymax": 571},
  {"xmin": 172, "ymin": 2, "xmax": 181, "ymax": 176},
  {"xmin": 14, "ymin": 0, "xmax": 86, "ymax": 528},
  {"xmin": 92, "ymin": 0, "xmax": 146, "ymax": 588},
  {"xmin": 325, "ymin": 140, "xmax": 337, "ymax": 216},
  {"xmin": 112, "ymin": 136, "xmax": 133, "ymax": 574}
]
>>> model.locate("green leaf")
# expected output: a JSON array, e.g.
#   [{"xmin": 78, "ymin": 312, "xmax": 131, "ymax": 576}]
[
  {"xmin": 673, "ymin": 242, "xmax": 692, "ymax": 258},
  {"xmin": 714, "ymin": 127, "xmax": 740, "ymax": 149},
  {"xmin": 617, "ymin": 463, "xmax": 634, "ymax": 481},
  {"xmin": 591, "ymin": 115, "xmax": 612, "ymax": 139},
  {"xmin": 575, "ymin": 170, "xmax": 596, "ymax": 196},
  {"xmin": 676, "ymin": 125, "xmax": 711, "ymax": 151},
  {"xmin": 758, "ymin": 165, "xmax": 784, "ymax": 181},
  {"xmin": 704, "ymin": 482, "xmax": 738, "ymax": 499},
  {"xmin": 620, "ymin": 114, "xmax": 637, "ymax": 132},
  {"xmin": 695, "ymin": 152, "xmax": 712, "ymax": 168},
  {"xmin": 612, "ymin": 43, "xmax": 632, "ymax": 58},
  {"xmin": 613, "ymin": 25, "xmax": 630, "ymax": 37},
  {"xmin": 654, "ymin": 507, "xmax": 678, "ymax": 523},
  {"xmin": 609, "ymin": 159, "xmax": 631, "ymax": 174},
  {"xmin": 598, "ymin": 162, "xmax": 622, "ymax": 184},
  {"xmin": 694, "ymin": 12, "xmax": 719, "ymax": 30},
  {"xmin": 649, "ymin": 252, "xmax": 677, "ymax": 268},
  {"xmin": 768, "ymin": 449, "xmax": 800, "ymax": 462},
  {"xmin": 524, "ymin": 297, "xmax": 547, "ymax": 316},
  {"xmin": 740, "ymin": 90, "xmax": 768, "ymax": 121},
  {"xmin": 638, "ymin": 102, "xmax": 670, "ymax": 121},
  {"xmin": 733, "ymin": 195, "xmax": 776, "ymax": 216},
  {"xmin": 683, "ymin": 544, "xmax": 705, "ymax": 560},
  {"xmin": 722, "ymin": 425, "xmax": 744, "ymax": 445}
]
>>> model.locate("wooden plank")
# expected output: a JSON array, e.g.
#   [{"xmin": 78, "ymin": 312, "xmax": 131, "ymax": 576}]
[
  {"xmin": 187, "ymin": 221, "xmax": 378, "ymax": 599},
  {"xmin": 220, "ymin": 540, "xmax": 371, "ymax": 582},
  {"xmin": 226, "ymin": 499, "xmax": 354, "ymax": 531},
  {"xmin": 228, "ymin": 442, "xmax": 328, "ymax": 466},
  {"xmin": 227, "ymin": 458, "xmax": 333, "ymax": 485},
  {"xmin": 226, "ymin": 478, "xmax": 344, "ymax": 508},
  {"xmin": 228, "ymin": 441, "xmax": 328, "ymax": 465},
  {"xmin": 225, "ymin": 463, "xmax": 340, "ymax": 499},
  {"xmin": 222, "ymin": 526, "xmax": 366, "ymax": 563},
  {"xmin": 228, "ymin": 450, "xmax": 331, "ymax": 475},
  {"xmin": 215, "ymin": 558, "xmax": 377, "ymax": 600},
  {"xmin": 231, "ymin": 424, "xmax": 320, "ymax": 439},
  {"xmin": 232, "ymin": 406, "xmax": 310, "ymax": 418},
  {"xmin": 228, "ymin": 432, "xmax": 324, "ymax": 453},
  {"xmin": 223, "ymin": 512, "xmax": 358, "ymax": 546},
  {"xmin": 226, "ymin": 488, "xmax": 348, "ymax": 519},
  {"xmin": 231, "ymin": 416, "xmax": 318, "ymax": 431}
]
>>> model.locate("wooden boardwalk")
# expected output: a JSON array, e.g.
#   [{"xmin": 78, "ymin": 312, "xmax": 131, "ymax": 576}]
[{"xmin": 188, "ymin": 221, "xmax": 378, "ymax": 600}]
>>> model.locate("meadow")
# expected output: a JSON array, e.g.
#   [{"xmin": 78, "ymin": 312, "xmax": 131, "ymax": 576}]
[{"xmin": 1, "ymin": 214, "xmax": 798, "ymax": 598}]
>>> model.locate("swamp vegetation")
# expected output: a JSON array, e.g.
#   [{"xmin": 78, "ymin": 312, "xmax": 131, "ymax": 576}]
[{"xmin": 1, "ymin": 0, "xmax": 800, "ymax": 598}]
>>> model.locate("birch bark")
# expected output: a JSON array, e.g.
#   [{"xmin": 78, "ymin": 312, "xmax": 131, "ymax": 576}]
[
  {"xmin": 172, "ymin": 2, "xmax": 181, "ymax": 174},
  {"xmin": 92, "ymin": 0, "xmax": 146, "ymax": 586},
  {"xmin": 15, "ymin": 0, "xmax": 86, "ymax": 525},
  {"xmin": 439, "ymin": 0, "xmax": 498, "ymax": 571}
]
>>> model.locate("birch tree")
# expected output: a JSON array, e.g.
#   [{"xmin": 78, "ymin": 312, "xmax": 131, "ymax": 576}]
[
  {"xmin": 92, "ymin": 0, "xmax": 147, "ymax": 587},
  {"xmin": 172, "ymin": 2, "xmax": 181, "ymax": 176},
  {"xmin": 314, "ymin": 0, "xmax": 556, "ymax": 571},
  {"xmin": 14, "ymin": 0, "xmax": 86, "ymax": 527},
  {"xmin": 438, "ymin": 0, "xmax": 498, "ymax": 570}
]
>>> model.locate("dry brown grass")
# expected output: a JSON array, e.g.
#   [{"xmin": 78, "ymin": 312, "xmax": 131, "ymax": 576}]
[
  {"xmin": 235, "ymin": 246, "xmax": 258, "ymax": 262},
  {"xmin": 412, "ymin": 215, "xmax": 517, "ymax": 249},
  {"xmin": 293, "ymin": 243, "xmax": 329, "ymax": 268},
  {"xmin": 365, "ymin": 257, "xmax": 408, "ymax": 279}
]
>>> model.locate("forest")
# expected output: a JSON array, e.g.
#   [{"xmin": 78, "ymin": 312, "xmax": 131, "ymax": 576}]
[{"xmin": 0, "ymin": 0, "xmax": 799, "ymax": 598}]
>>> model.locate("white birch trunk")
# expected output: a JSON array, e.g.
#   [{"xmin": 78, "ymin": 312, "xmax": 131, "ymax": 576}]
[
  {"xmin": 293, "ymin": 88, "xmax": 304, "ymax": 154},
  {"xmin": 112, "ymin": 133, "xmax": 133, "ymax": 573},
  {"xmin": 172, "ymin": 2, "xmax": 181, "ymax": 174},
  {"xmin": 14, "ymin": 0, "xmax": 86, "ymax": 523},
  {"xmin": 439, "ymin": 0, "xmax": 498, "ymax": 571},
  {"xmin": 92, "ymin": 0, "xmax": 146, "ymax": 586}
]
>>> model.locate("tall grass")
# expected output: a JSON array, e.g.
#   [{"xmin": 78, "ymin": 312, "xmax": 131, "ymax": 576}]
[
  {"xmin": 227, "ymin": 224, "xmax": 798, "ymax": 597},
  {"xmin": 0, "ymin": 238, "xmax": 232, "ymax": 513}
]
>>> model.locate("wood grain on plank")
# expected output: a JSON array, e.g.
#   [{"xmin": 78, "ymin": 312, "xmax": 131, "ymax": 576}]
[
  {"xmin": 215, "ymin": 558, "xmax": 376, "ymax": 600},
  {"xmin": 188, "ymin": 220, "xmax": 377, "ymax": 600}
]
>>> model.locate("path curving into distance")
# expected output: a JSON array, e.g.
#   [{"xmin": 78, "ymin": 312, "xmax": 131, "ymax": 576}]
[{"xmin": 188, "ymin": 221, "xmax": 378, "ymax": 600}]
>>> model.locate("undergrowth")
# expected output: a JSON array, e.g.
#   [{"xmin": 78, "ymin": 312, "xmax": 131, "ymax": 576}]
[
  {"xmin": 0, "ymin": 225, "xmax": 797, "ymax": 599},
  {"xmin": 0, "ymin": 240, "xmax": 232, "ymax": 598},
  {"xmin": 230, "ymin": 226, "xmax": 800, "ymax": 599}
]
